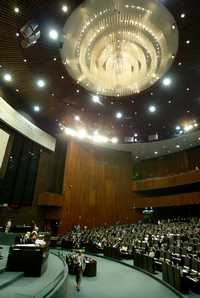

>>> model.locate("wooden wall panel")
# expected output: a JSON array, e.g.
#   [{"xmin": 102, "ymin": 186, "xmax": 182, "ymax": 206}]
[
  {"xmin": 134, "ymin": 192, "xmax": 200, "ymax": 209},
  {"xmin": 59, "ymin": 141, "xmax": 142, "ymax": 233}
]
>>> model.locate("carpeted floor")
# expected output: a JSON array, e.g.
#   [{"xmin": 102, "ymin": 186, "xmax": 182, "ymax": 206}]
[{"xmin": 66, "ymin": 255, "xmax": 180, "ymax": 298}]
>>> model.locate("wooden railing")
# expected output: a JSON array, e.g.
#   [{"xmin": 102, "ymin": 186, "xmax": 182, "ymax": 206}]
[{"xmin": 132, "ymin": 170, "xmax": 200, "ymax": 191}]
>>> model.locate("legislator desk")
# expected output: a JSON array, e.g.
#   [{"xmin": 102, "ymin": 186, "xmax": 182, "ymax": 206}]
[
  {"xmin": 61, "ymin": 239, "xmax": 73, "ymax": 249},
  {"xmin": 6, "ymin": 244, "xmax": 49, "ymax": 276},
  {"xmin": 83, "ymin": 257, "xmax": 97, "ymax": 277},
  {"xmin": 103, "ymin": 246, "xmax": 121, "ymax": 260}
]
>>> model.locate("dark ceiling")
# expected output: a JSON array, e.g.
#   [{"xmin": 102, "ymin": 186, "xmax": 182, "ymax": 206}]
[{"xmin": 0, "ymin": 0, "xmax": 200, "ymax": 143}]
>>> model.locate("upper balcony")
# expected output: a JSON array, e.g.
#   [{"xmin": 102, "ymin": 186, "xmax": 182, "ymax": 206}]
[{"xmin": 132, "ymin": 169, "xmax": 200, "ymax": 192}]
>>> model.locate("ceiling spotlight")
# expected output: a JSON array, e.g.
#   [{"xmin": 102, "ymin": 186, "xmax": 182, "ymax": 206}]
[
  {"xmin": 65, "ymin": 127, "xmax": 77, "ymax": 137},
  {"xmin": 14, "ymin": 7, "xmax": 20, "ymax": 14},
  {"xmin": 61, "ymin": 75, "xmax": 64, "ymax": 79},
  {"xmin": 149, "ymin": 105, "xmax": 156, "ymax": 113},
  {"xmin": 186, "ymin": 40, "xmax": 190, "ymax": 45},
  {"xmin": 16, "ymin": 89, "xmax": 20, "ymax": 93},
  {"xmin": 154, "ymin": 151, "xmax": 158, "ymax": 155},
  {"xmin": 77, "ymin": 129, "xmax": 87, "ymax": 139},
  {"xmin": 111, "ymin": 137, "xmax": 118, "ymax": 144},
  {"xmin": 184, "ymin": 124, "xmax": 193, "ymax": 132},
  {"xmin": 62, "ymin": 5, "xmax": 68, "ymax": 13},
  {"xmin": 34, "ymin": 105, "xmax": 40, "ymax": 112},
  {"xmin": 134, "ymin": 133, "xmax": 138, "ymax": 137},
  {"xmin": 3, "ymin": 73, "xmax": 12, "ymax": 82},
  {"xmin": 178, "ymin": 62, "xmax": 182, "ymax": 66},
  {"xmin": 49, "ymin": 29, "xmax": 58, "ymax": 40},
  {"xmin": 74, "ymin": 115, "xmax": 80, "ymax": 121},
  {"xmin": 116, "ymin": 112, "xmax": 123, "ymax": 119},
  {"xmin": 92, "ymin": 95, "xmax": 101, "ymax": 104},
  {"xmin": 180, "ymin": 13, "xmax": 186, "ymax": 18},
  {"xmin": 37, "ymin": 79, "xmax": 45, "ymax": 88},
  {"xmin": 163, "ymin": 77, "xmax": 171, "ymax": 86},
  {"xmin": 76, "ymin": 89, "xmax": 80, "ymax": 93},
  {"xmin": 186, "ymin": 87, "xmax": 190, "ymax": 92},
  {"xmin": 23, "ymin": 59, "xmax": 27, "ymax": 63},
  {"xmin": 53, "ymin": 57, "xmax": 57, "ymax": 61}
]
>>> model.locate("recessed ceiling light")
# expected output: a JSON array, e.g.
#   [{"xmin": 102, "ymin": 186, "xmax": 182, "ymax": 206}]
[
  {"xmin": 198, "ymin": 137, "xmax": 200, "ymax": 141},
  {"xmin": 23, "ymin": 59, "xmax": 27, "ymax": 63},
  {"xmin": 176, "ymin": 125, "xmax": 181, "ymax": 131},
  {"xmin": 134, "ymin": 133, "xmax": 138, "ymax": 137},
  {"xmin": 16, "ymin": 89, "xmax": 19, "ymax": 93},
  {"xmin": 163, "ymin": 77, "xmax": 171, "ymax": 86},
  {"xmin": 76, "ymin": 89, "xmax": 80, "ymax": 93},
  {"xmin": 34, "ymin": 105, "xmax": 40, "ymax": 112},
  {"xmin": 92, "ymin": 95, "xmax": 101, "ymax": 104},
  {"xmin": 3, "ymin": 73, "xmax": 12, "ymax": 82},
  {"xmin": 135, "ymin": 156, "xmax": 139, "ymax": 159},
  {"xmin": 154, "ymin": 151, "xmax": 158, "ymax": 155},
  {"xmin": 14, "ymin": 7, "xmax": 20, "ymax": 14},
  {"xmin": 186, "ymin": 40, "xmax": 190, "ymax": 45},
  {"xmin": 16, "ymin": 32, "xmax": 19, "ymax": 37},
  {"xmin": 116, "ymin": 112, "xmax": 123, "ymax": 119},
  {"xmin": 53, "ymin": 57, "xmax": 57, "ymax": 61},
  {"xmin": 149, "ymin": 105, "xmax": 156, "ymax": 113},
  {"xmin": 168, "ymin": 100, "xmax": 172, "ymax": 104},
  {"xmin": 111, "ymin": 137, "xmax": 118, "ymax": 144},
  {"xmin": 186, "ymin": 87, "xmax": 190, "ymax": 92},
  {"xmin": 62, "ymin": 5, "xmax": 68, "ymax": 13},
  {"xmin": 37, "ymin": 79, "xmax": 45, "ymax": 88},
  {"xmin": 49, "ymin": 29, "xmax": 58, "ymax": 40},
  {"xmin": 180, "ymin": 13, "xmax": 186, "ymax": 18},
  {"xmin": 176, "ymin": 145, "xmax": 180, "ymax": 148},
  {"xmin": 74, "ymin": 115, "xmax": 80, "ymax": 121},
  {"xmin": 172, "ymin": 24, "xmax": 176, "ymax": 30},
  {"xmin": 51, "ymin": 93, "xmax": 55, "ymax": 96},
  {"xmin": 178, "ymin": 62, "xmax": 182, "ymax": 66}
]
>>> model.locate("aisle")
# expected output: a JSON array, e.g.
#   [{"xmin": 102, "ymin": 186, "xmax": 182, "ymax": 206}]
[{"xmin": 66, "ymin": 256, "xmax": 180, "ymax": 298}]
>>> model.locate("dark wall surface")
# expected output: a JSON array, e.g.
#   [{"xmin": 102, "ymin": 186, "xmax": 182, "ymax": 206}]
[{"xmin": 133, "ymin": 146, "xmax": 200, "ymax": 180}]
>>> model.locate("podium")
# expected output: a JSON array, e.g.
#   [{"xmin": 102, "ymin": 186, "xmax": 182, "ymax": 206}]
[{"xmin": 6, "ymin": 244, "xmax": 49, "ymax": 276}]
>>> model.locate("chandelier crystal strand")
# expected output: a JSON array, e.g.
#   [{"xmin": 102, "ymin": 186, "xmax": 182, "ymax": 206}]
[{"xmin": 61, "ymin": 0, "xmax": 178, "ymax": 97}]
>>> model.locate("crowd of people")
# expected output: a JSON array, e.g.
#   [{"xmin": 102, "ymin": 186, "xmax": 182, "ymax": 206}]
[{"xmin": 62, "ymin": 217, "xmax": 200, "ymax": 257}]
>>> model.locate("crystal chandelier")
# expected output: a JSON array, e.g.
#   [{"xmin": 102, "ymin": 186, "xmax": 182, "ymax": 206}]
[{"xmin": 61, "ymin": 0, "xmax": 178, "ymax": 97}]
